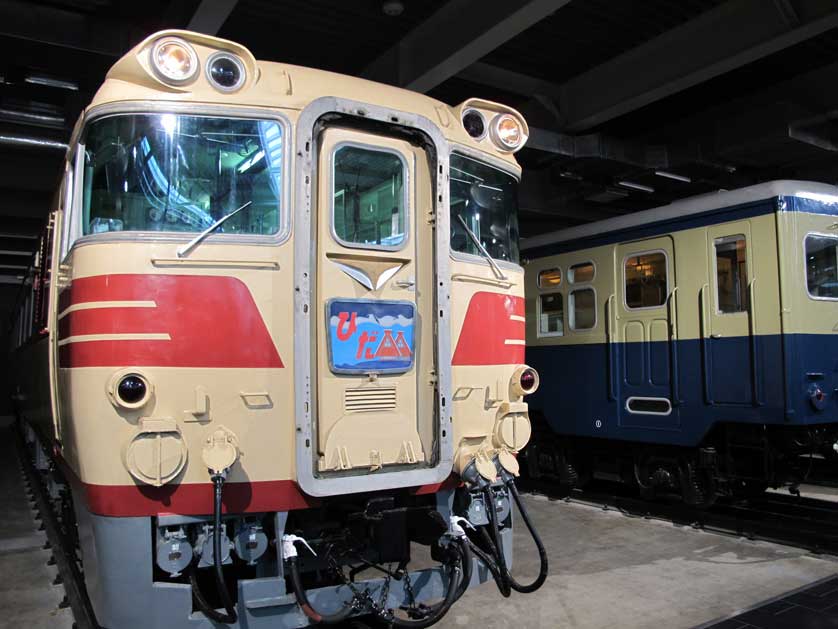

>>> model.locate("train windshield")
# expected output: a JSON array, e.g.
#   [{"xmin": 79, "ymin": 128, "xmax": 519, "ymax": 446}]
[
  {"xmin": 81, "ymin": 113, "xmax": 283, "ymax": 235},
  {"xmin": 450, "ymin": 153, "xmax": 519, "ymax": 263}
]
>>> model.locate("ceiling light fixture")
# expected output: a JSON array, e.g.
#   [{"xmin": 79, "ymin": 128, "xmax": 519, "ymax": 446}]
[
  {"xmin": 617, "ymin": 180, "xmax": 654, "ymax": 193},
  {"xmin": 654, "ymin": 170, "xmax": 691, "ymax": 183},
  {"xmin": 24, "ymin": 75, "xmax": 78, "ymax": 91},
  {"xmin": 382, "ymin": 0, "xmax": 404, "ymax": 16}
]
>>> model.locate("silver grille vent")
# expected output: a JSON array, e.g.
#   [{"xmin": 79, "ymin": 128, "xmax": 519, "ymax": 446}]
[{"xmin": 344, "ymin": 386, "xmax": 397, "ymax": 413}]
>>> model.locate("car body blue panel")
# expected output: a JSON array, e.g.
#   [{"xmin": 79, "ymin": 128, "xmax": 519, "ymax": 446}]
[{"xmin": 527, "ymin": 333, "xmax": 838, "ymax": 447}]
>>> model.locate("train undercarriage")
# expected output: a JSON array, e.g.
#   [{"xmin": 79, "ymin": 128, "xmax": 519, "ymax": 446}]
[{"xmin": 524, "ymin": 413, "xmax": 838, "ymax": 507}]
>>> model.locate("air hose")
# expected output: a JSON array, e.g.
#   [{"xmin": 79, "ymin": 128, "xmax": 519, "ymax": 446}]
[
  {"xmin": 191, "ymin": 473, "xmax": 238, "ymax": 624},
  {"xmin": 285, "ymin": 537, "xmax": 356, "ymax": 625},
  {"xmin": 285, "ymin": 534, "xmax": 467, "ymax": 627},
  {"xmin": 483, "ymin": 478, "xmax": 549, "ymax": 594},
  {"xmin": 387, "ymin": 538, "xmax": 466, "ymax": 628}
]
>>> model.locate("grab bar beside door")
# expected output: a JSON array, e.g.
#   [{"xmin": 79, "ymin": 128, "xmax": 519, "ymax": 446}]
[
  {"xmin": 606, "ymin": 294, "xmax": 616, "ymax": 402},
  {"xmin": 699, "ymin": 283, "xmax": 714, "ymax": 405},
  {"xmin": 748, "ymin": 278, "xmax": 762, "ymax": 406},
  {"xmin": 667, "ymin": 287, "xmax": 681, "ymax": 405}
]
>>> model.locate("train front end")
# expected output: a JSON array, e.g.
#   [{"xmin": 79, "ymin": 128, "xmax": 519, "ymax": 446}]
[{"xmin": 23, "ymin": 30, "xmax": 546, "ymax": 628}]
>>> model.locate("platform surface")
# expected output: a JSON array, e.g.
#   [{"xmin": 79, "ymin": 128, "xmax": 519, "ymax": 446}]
[
  {"xmin": 0, "ymin": 417, "xmax": 73, "ymax": 629},
  {"xmin": 439, "ymin": 493, "xmax": 838, "ymax": 629}
]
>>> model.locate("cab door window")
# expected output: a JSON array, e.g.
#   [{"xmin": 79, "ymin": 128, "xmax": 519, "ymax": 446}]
[{"xmin": 332, "ymin": 144, "xmax": 406, "ymax": 249}]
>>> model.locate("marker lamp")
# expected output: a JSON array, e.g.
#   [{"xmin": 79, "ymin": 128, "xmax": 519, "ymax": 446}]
[{"xmin": 151, "ymin": 38, "xmax": 199, "ymax": 84}]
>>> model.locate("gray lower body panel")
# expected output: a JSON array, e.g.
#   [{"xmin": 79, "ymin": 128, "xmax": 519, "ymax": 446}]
[{"xmin": 74, "ymin": 490, "xmax": 511, "ymax": 629}]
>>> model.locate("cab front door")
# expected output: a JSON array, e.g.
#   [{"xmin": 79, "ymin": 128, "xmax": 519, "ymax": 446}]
[{"xmin": 314, "ymin": 127, "xmax": 436, "ymax": 475}]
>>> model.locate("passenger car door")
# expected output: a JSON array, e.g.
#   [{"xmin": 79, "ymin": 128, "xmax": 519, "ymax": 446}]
[{"xmin": 615, "ymin": 236, "xmax": 679, "ymax": 430}]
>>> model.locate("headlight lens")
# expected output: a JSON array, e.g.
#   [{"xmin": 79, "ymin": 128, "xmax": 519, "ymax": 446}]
[
  {"xmin": 491, "ymin": 114, "xmax": 523, "ymax": 151},
  {"xmin": 151, "ymin": 38, "xmax": 198, "ymax": 84},
  {"xmin": 462, "ymin": 109, "xmax": 486, "ymax": 139},
  {"xmin": 207, "ymin": 52, "xmax": 246, "ymax": 92},
  {"xmin": 520, "ymin": 368, "xmax": 538, "ymax": 393},
  {"xmin": 118, "ymin": 375, "xmax": 148, "ymax": 405},
  {"xmin": 510, "ymin": 365, "xmax": 540, "ymax": 398}
]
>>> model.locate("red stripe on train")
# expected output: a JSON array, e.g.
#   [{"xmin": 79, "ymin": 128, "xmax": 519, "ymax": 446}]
[
  {"xmin": 83, "ymin": 479, "xmax": 318, "ymax": 517},
  {"xmin": 452, "ymin": 291, "xmax": 525, "ymax": 366},
  {"xmin": 58, "ymin": 274, "xmax": 282, "ymax": 368}
]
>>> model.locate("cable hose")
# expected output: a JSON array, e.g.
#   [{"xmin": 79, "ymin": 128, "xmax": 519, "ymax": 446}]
[
  {"xmin": 388, "ymin": 539, "xmax": 465, "ymax": 628},
  {"xmin": 505, "ymin": 478, "xmax": 549, "ymax": 593},
  {"xmin": 190, "ymin": 475, "xmax": 237, "ymax": 624},
  {"xmin": 465, "ymin": 537, "xmax": 510, "ymax": 598},
  {"xmin": 288, "ymin": 555, "xmax": 355, "ymax": 624},
  {"xmin": 483, "ymin": 482, "xmax": 548, "ymax": 595}
]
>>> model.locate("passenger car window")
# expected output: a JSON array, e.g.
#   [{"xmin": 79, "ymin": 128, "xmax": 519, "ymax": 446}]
[
  {"xmin": 333, "ymin": 145, "xmax": 406, "ymax": 248},
  {"xmin": 538, "ymin": 293, "xmax": 564, "ymax": 337},
  {"xmin": 538, "ymin": 267, "xmax": 562, "ymax": 288},
  {"xmin": 570, "ymin": 288, "xmax": 596, "ymax": 330},
  {"xmin": 569, "ymin": 262, "xmax": 594, "ymax": 283},
  {"xmin": 625, "ymin": 252, "xmax": 667, "ymax": 309},
  {"xmin": 805, "ymin": 234, "xmax": 838, "ymax": 299},
  {"xmin": 715, "ymin": 235, "xmax": 748, "ymax": 312},
  {"xmin": 82, "ymin": 113, "xmax": 283, "ymax": 236}
]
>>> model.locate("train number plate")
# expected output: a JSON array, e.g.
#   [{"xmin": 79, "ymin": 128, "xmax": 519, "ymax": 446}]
[{"xmin": 326, "ymin": 299, "xmax": 415, "ymax": 374}]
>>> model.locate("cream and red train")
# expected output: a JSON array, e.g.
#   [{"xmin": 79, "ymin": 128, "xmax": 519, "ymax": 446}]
[{"xmin": 12, "ymin": 30, "xmax": 546, "ymax": 628}]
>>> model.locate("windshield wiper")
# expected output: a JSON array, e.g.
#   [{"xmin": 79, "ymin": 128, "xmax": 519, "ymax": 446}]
[
  {"xmin": 177, "ymin": 201, "xmax": 252, "ymax": 258},
  {"xmin": 456, "ymin": 214, "xmax": 507, "ymax": 280}
]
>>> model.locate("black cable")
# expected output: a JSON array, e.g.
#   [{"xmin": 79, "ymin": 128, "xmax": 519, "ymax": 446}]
[
  {"xmin": 388, "ymin": 540, "xmax": 464, "ymax": 628},
  {"xmin": 505, "ymin": 478, "xmax": 549, "ymax": 593},
  {"xmin": 288, "ymin": 554, "xmax": 355, "ymax": 624},
  {"xmin": 190, "ymin": 474, "xmax": 237, "ymax": 624},
  {"xmin": 466, "ymin": 537, "xmax": 510, "ymax": 598},
  {"xmin": 484, "ymin": 481, "xmax": 549, "ymax": 595}
]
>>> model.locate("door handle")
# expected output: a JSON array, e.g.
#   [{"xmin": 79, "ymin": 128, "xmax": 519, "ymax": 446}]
[
  {"xmin": 710, "ymin": 333, "xmax": 723, "ymax": 339},
  {"xmin": 394, "ymin": 279, "xmax": 415, "ymax": 289}
]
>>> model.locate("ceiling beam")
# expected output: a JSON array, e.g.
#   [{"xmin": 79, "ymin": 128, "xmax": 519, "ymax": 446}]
[
  {"xmin": 0, "ymin": 0, "xmax": 143, "ymax": 56},
  {"xmin": 362, "ymin": 0, "xmax": 570, "ymax": 93},
  {"xmin": 462, "ymin": 0, "xmax": 838, "ymax": 132},
  {"xmin": 187, "ymin": 0, "xmax": 239, "ymax": 35}
]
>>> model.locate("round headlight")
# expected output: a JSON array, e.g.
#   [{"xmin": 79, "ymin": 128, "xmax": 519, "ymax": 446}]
[
  {"xmin": 490, "ymin": 114, "xmax": 523, "ymax": 151},
  {"xmin": 462, "ymin": 109, "xmax": 486, "ymax": 139},
  {"xmin": 206, "ymin": 52, "xmax": 246, "ymax": 92},
  {"xmin": 108, "ymin": 371, "xmax": 153, "ymax": 410},
  {"xmin": 151, "ymin": 38, "xmax": 199, "ymax": 84}
]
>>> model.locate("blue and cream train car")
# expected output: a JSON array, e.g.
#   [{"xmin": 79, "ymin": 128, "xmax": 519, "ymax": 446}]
[{"xmin": 522, "ymin": 181, "xmax": 838, "ymax": 504}]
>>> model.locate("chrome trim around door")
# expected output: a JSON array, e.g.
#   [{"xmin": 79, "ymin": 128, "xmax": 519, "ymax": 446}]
[{"xmin": 293, "ymin": 97, "xmax": 454, "ymax": 497}]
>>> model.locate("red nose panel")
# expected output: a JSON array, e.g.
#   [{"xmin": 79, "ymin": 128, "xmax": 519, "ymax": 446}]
[
  {"xmin": 57, "ymin": 274, "xmax": 283, "ymax": 368},
  {"xmin": 452, "ymin": 291, "xmax": 525, "ymax": 366}
]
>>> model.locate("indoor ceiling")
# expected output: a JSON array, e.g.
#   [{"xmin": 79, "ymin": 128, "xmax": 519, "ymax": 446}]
[{"xmin": 1, "ymin": 0, "xmax": 837, "ymax": 285}]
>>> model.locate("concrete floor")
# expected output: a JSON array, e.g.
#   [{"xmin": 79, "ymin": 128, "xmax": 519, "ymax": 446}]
[
  {"xmin": 0, "ymin": 418, "xmax": 73, "ymax": 629},
  {"xmin": 438, "ymin": 493, "xmax": 838, "ymax": 629}
]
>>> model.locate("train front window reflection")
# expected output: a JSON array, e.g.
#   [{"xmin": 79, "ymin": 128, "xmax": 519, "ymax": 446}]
[
  {"xmin": 450, "ymin": 154, "xmax": 519, "ymax": 263},
  {"xmin": 82, "ymin": 113, "xmax": 283, "ymax": 236},
  {"xmin": 806, "ymin": 234, "xmax": 838, "ymax": 299}
]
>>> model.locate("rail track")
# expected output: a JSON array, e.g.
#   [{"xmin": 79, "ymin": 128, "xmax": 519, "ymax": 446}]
[
  {"xmin": 521, "ymin": 478, "xmax": 838, "ymax": 557},
  {"xmin": 15, "ymin": 423, "xmax": 99, "ymax": 629}
]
